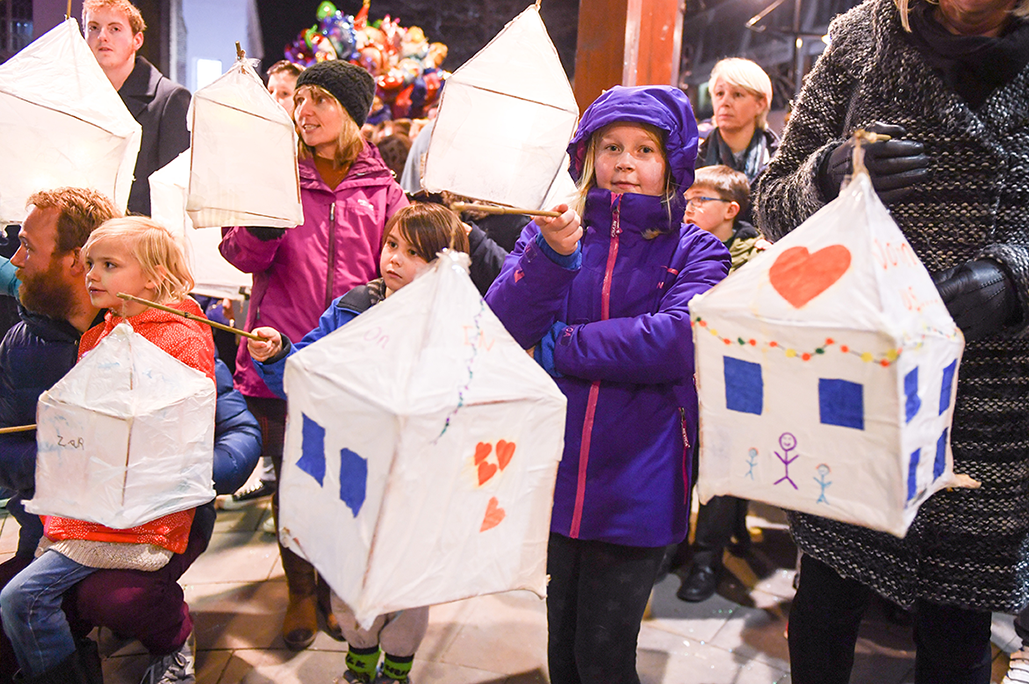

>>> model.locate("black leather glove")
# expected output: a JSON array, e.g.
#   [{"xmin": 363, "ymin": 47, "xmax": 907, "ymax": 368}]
[
  {"xmin": 932, "ymin": 259, "xmax": 1020, "ymax": 341},
  {"xmin": 818, "ymin": 123, "xmax": 931, "ymax": 203},
  {"xmin": 245, "ymin": 226, "xmax": 286, "ymax": 242}
]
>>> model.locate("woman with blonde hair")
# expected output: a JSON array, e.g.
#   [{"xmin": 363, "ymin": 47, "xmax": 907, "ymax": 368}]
[
  {"xmin": 220, "ymin": 59, "xmax": 407, "ymax": 651},
  {"xmin": 697, "ymin": 57, "xmax": 778, "ymax": 182}
]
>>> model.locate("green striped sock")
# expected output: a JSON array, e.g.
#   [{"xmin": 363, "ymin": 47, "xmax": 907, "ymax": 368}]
[
  {"xmin": 345, "ymin": 645, "xmax": 380, "ymax": 680},
  {"xmin": 381, "ymin": 653, "xmax": 414, "ymax": 681}
]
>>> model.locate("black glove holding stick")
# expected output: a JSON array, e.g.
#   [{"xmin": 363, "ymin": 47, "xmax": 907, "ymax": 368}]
[
  {"xmin": 818, "ymin": 123, "xmax": 931, "ymax": 203},
  {"xmin": 245, "ymin": 226, "xmax": 286, "ymax": 241},
  {"xmin": 933, "ymin": 259, "xmax": 1022, "ymax": 341}
]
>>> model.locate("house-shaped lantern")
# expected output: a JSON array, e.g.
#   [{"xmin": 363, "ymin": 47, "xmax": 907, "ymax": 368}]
[
  {"xmin": 0, "ymin": 18, "xmax": 140, "ymax": 224},
  {"xmin": 278, "ymin": 251, "xmax": 566, "ymax": 628},
  {"xmin": 421, "ymin": 3, "xmax": 578, "ymax": 210},
  {"xmin": 151, "ymin": 151, "xmax": 251, "ymax": 301},
  {"xmin": 186, "ymin": 56, "xmax": 302, "ymax": 229},
  {"xmin": 26, "ymin": 323, "xmax": 216, "ymax": 529},
  {"xmin": 690, "ymin": 172, "xmax": 964, "ymax": 537}
]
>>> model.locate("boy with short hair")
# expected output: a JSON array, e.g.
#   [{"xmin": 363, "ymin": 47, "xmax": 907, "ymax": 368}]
[
  {"xmin": 678, "ymin": 164, "xmax": 771, "ymax": 603},
  {"xmin": 266, "ymin": 60, "xmax": 303, "ymax": 117},
  {"xmin": 684, "ymin": 165, "xmax": 770, "ymax": 274}
]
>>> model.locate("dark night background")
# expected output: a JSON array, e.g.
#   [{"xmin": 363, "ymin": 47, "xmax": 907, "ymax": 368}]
[{"xmin": 254, "ymin": 0, "xmax": 580, "ymax": 80}]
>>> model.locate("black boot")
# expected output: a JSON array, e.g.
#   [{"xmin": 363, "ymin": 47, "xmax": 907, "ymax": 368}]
[{"xmin": 677, "ymin": 550, "xmax": 720, "ymax": 603}]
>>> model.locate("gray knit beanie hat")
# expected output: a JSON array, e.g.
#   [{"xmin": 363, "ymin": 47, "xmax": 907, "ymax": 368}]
[{"xmin": 296, "ymin": 60, "xmax": 376, "ymax": 127}]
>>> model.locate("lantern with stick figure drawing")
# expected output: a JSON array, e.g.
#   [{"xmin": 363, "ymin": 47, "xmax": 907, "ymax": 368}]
[{"xmin": 691, "ymin": 148, "xmax": 968, "ymax": 538}]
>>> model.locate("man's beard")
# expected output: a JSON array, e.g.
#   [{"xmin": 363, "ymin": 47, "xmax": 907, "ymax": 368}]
[{"xmin": 17, "ymin": 259, "xmax": 78, "ymax": 322}]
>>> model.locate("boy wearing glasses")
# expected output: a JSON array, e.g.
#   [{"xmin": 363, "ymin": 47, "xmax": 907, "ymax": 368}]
[
  {"xmin": 677, "ymin": 164, "xmax": 772, "ymax": 602},
  {"xmin": 684, "ymin": 165, "xmax": 770, "ymax": 274}
]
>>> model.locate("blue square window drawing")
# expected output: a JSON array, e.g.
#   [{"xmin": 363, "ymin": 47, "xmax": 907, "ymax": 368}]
[
  {"xmin": 904, "ymin": 367, "xmax": 920, "ymax": 424},
  {"xmin": 724, "ymin": 357, "xmax": 763, "ymax": 415},
  {"xmin": 819, "ymin": 378, "xmax": 864, "ymax": 430},
  {"xmin": 939, "ymin": 360, "xmax": 957, "ymax": 415},
  {"xmin": 934, "ymin": 428, "xmax": 948, "ymax": 479},
  {"xmin": 907, "ymin": 449, "xmax": 920, "ymax": 501},
  {"xmin": 297, "ymin": 413, "xmax": 326, "ymax": 485}
]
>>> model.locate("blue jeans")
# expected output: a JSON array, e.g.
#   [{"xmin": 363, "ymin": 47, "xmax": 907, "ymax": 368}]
[{"xmin": 0, "ymin": 550, "xmax": 96, "ymax": 676}]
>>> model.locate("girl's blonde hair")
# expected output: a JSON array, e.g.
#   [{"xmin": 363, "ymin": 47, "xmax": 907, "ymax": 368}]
[
  {"xmin": 894, "ymin": 0, "xmax": 1029, "ymax": 30},
  {"xmin": 384, "ymin": 203, "xmax": 470, "ymax": 262},
  {"xmin": 708, "ymin": 58, "xmax": 773, "ymax": 130},
  {"xmin": 574, "ymin": 122, "xmax": 676, "ymax": 237},
  {"xmin": 296, "ymin": 85, "xmax": 365, "ymax": 170},
  {"xmin": 83, "ymin": 217, "xmax": 194, "ymax": 305}
]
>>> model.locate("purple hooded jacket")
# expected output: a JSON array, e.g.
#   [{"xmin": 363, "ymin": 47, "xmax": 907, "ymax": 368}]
[
  {"xmin": 485, "ymin": 86, "xmax": 730, "ymax": 547},
  {"xmin": 220, "ymin": 144, "xmax": 408, "ymax": 398}
]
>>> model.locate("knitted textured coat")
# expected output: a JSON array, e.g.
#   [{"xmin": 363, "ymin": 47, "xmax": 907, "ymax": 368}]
[{"xmin": 754, "ymin": 0, "xmax": 1029, "ymax": 612}]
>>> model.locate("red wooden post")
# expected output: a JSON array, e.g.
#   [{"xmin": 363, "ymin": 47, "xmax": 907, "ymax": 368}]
[{"xmin": 573, "ymin": 0, "xmax": 684, "ymax": 113}]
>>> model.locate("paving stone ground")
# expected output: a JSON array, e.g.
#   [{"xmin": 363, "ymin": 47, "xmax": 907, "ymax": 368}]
[{"xmin": 0, "ymin": 499, "xmax": 1015, "ymax": 683}]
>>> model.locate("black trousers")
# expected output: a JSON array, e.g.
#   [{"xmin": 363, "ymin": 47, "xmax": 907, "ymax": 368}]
[
  {"xmin": 690, "ymin": 494, "xmax": 749, "ymax": 568},
  {"xmin": 546, "ymin": 533, "xmax": 665, "ymax": 684},
  {"xmin": 789, "ymin": 554, "xmax": 992, "ymax": 684}
]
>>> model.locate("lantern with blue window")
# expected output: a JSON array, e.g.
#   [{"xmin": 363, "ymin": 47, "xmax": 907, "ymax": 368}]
[{"xmin": 690, "ymin": 172, "xmax": 964, "ymax": 538}]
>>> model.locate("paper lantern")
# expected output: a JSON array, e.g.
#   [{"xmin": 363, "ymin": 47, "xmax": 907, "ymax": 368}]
[
  {"xmin": 26, "ymin": 323, "xmax": 216, "ymax": 528},
  {"xmin": 0, "ymin": 18, "xmax": 140, "ymax": 224},
  {"xmin": 421, "ymin": 4, "xmax": 578, "ymax": 210},
  {"xmin": 278, "ymin": 251, "xmax": 566, "ymax": 627},
  {"xmin": 691, "ymin": 172, "xmax": 964, "ymax": 537},
  {"xmin": 186, "ymin": 57, "xmax": 303, "ymax": 228},
  {"xmin": 151, "ymin": 150, "xmax": 251, "ymax": 300}
]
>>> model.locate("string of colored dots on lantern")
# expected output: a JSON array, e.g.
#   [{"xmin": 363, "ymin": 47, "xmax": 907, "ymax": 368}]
[
  {"xmin": 691, "ymin": 316, "xmax": 903, "ymax": 366},
  {"xmin": 434, "ymin": 298, "xmax": 487, "ymax": 443}
]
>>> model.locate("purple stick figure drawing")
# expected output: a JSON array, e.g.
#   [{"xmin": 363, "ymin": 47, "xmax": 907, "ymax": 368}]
[{"xmin": 774, "ymin": 432, "xmax": 799, "ymax": 490}]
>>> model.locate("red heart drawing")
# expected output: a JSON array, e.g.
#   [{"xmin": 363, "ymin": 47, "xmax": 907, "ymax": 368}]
[
  {"xmin": 496, "ymin": 440, "xmax": 516, "ymax": 471},
  {"xmin": 473, "ymin": 442, "xmax": 492, "ymax": 465},
  {"xmin": 477, "ymin": 461, "xmax": 497, "ymax": 486},
  {"xmin": 480, "ymin": 496, "xmax": 506, "ymax": 532},
  {"xmin": 769, "ymin": 245, "xmax": 852, "ymax": 309}
]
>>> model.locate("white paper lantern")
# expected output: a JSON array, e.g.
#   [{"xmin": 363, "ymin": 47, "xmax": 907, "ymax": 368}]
[
  {"xmin": 422, "ymin": 4, "xmax": 578, "ymax": 211},
  {"xmin": 186, "ymin": 58, "xmax": 302, "ymax": 228},
  {"xmin": 691, "ymin": 173, "xmax": 964, "ymax": 538},
  {"xmin": 0, "ymin": 19, "xmax": 141, "ymax": 224},
  {"xmin": 26, "ymin": 323, "xmax": 216, "ymax": 529},
  {"xmin": 278, "ymin": 251, "xmax": 566, "ymax": 628}
]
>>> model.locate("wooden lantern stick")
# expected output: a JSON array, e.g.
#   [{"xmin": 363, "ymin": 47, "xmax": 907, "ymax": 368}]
[
  {"xmin": 236, "ymin": 42, "xmax": 245, "ymax": 61},
  {"xmin": 116, "ymin": 293, "xmax": 268, "ymax": 341},
  {"xmin": 0, "ymin": 424, "xmax": 35, "ymax": 435},
  {"xmin": 450, "ymin": 202, "xmax": 561, "ymax": 219},
  {"xmin": 67, "ymin": 0, "xmax": 73, "ymax": 19}
]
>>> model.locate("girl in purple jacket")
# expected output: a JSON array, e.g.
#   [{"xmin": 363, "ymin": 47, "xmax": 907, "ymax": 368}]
[
  {"xmin": 485, "ymin": 86, "xmax": 730, "ymax": 684},
  {"xmin": 219, "ymin": 60, "xmax": 407, "ymax": 651}
]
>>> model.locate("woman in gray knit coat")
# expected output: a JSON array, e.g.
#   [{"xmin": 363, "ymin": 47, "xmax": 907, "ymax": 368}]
[{"xmin": 754, "ymin": 0, "xmax": 1029, "ymax": 681}]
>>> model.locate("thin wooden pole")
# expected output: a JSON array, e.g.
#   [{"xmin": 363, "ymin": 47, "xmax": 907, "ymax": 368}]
[
  {"xmin": 0, "ymin": 424, "xmax": 35, "ymax": 435},
  {"xmin": 116, "ymin": 294, "xmax": 267, "ymax": 341},
  {"xmin": 67, "ymin": 0, "xmax": 72, "ymax": 19},
  {"xmin": 450, "ymin": 202, "xmax": 561, "ymax": 219}
]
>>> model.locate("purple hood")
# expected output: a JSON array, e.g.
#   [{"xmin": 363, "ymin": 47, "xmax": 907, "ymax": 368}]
[{"xmin": 568, "ymin": 85, "xmax": 699, "ymax": 194}]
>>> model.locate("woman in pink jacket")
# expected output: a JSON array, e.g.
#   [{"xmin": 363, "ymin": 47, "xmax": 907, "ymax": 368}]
[{"xmin": 220, "ymin": 59, "xmax": 407, "ymax": 651}]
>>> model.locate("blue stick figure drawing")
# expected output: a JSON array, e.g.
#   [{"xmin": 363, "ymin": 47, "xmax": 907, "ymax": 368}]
[
  {"xmin": 774, "ymin": 432, "xmax": 799, "ymax": 490},
  {"xmin": 745, "ymin": 448, "xmax": 758, "ymax": 479},
  {"xmin": 814, "ymin": 463, "xmax": 832, "ymax": 504}
]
